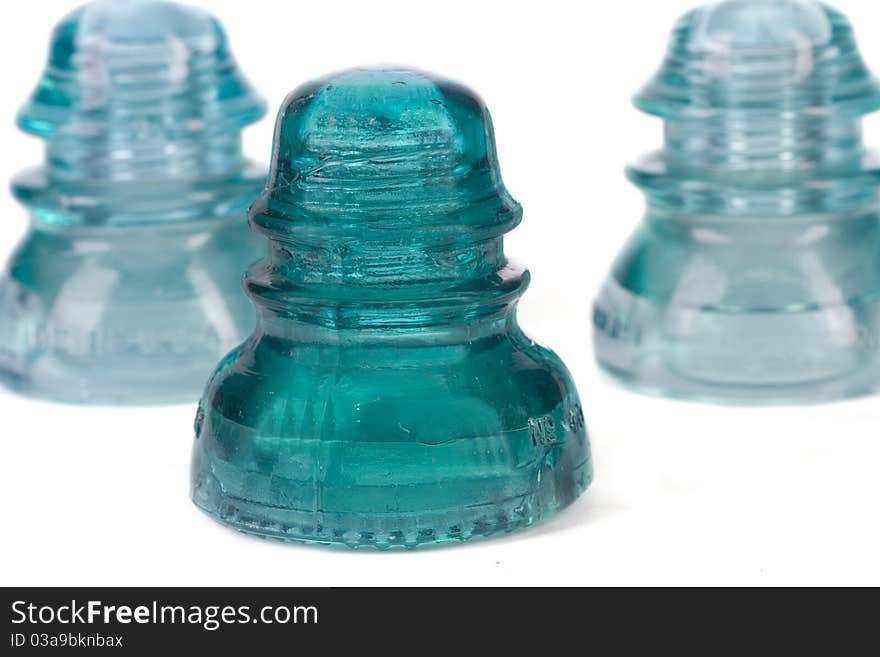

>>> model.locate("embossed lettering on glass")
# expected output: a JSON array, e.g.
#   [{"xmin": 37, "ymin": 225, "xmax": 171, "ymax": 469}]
[
  {"xmin": 0, "ymin": 0, "xmax": 266, "ymax": 403},
  {"xmin": 190, "ymin": 68, "xmax": 592, "ymax": 548}
]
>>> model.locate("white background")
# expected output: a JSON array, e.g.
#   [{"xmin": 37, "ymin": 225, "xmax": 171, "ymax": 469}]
[{"xmin": 2, "ymin": 0, "xmax": 880, "ymax": 586}]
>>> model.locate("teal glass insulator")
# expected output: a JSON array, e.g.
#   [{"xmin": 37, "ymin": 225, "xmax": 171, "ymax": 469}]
[
  {"xmin": 0, "ymin": 0, "xmax": 266, "ymax": 404},
  {"xmin": 190, "ymin": 68, "xmax": 592, "ymax": 549},
  {"xmin": 593, "ymin": 0, "xmax": 880, "ymax": 404}
]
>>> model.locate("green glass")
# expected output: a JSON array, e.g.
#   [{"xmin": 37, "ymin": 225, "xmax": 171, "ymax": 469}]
[
  {"xmin": 0, "ymin": 0, "xmax": 265, "ymax": 404},
  {"xmin": 190, "ymin": 68, "xmax": 592, "ymax": 549},
  {"xmin": 594, "ymin": 0, "xmax": 880, "ymax": 404}
]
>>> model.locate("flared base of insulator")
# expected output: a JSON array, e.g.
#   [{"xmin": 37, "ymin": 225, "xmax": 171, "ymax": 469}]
[
  {"xmin": 189, "ymin": 326, "xmax": 592, "ymax": 549},
  {"xmin": 191, "ymin": 454, "xmax": 591, "ymax": 550},
  {"xmin": 594, "ymin": 277, "xmax": 880, "ymax": 405},
  {"xmin": 0, "ymin": 222, "xmax": 260, "ymax": 405}
]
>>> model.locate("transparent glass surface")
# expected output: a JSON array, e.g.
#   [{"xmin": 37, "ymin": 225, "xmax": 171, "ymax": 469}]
[
  {"xmin": 191, "ymin": 68, "xmax": 592, "ymax": 549},
  {"xmin": 0, "ymin": 0, "xmax": 266, "ymax": 404},
  {"xmin": 593, "ymin": 0, "xmax": 880, "ymax": 404}
]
